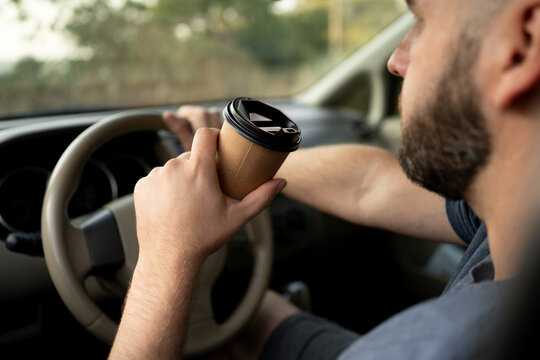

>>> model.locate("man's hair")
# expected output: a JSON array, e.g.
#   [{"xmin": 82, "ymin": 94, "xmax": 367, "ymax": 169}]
[{"xmin": 465, "ymin": 0, "xmax": 510, "ymax": 34}]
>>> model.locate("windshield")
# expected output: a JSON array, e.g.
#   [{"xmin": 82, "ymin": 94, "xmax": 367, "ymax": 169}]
[{"xmin": 0, "ymin": 0, "xmax": 406, "ymax": 119}]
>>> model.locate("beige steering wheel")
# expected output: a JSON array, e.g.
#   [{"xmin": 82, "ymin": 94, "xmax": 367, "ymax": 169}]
[{"xmin": 41, "ymin": 111, "xmax": 273, "ymax": 357}]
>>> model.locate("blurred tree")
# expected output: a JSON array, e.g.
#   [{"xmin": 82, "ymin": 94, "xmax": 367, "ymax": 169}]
[
  {"xmin": 229, "ymin": 9, "xmax": 327, "ymax": 66},
  {"xmin": 151, "ymin": 0, "xmax": 328, "ymax": 67},
  {"xmin": 152, "ymin": 0, "xmax": 274, "ymax": 28},
  {"xmin": 1, "ymin": 0, "xmax": 405, "ymax": 117},
  {"xmin": 1, "ymin": 57, "xmax": 43, "ymax": 85}
]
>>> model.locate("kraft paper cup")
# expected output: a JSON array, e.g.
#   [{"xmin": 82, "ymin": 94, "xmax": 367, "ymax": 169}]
[{"xmin": 217, "ymin": 97, "xmax": 301, "ymax": 200}]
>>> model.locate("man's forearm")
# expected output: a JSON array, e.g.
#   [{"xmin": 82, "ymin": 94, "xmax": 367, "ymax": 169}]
[
  {"xmin": 277, "ymin": 144, "xmax": 393, "ymax": 225},
  {"xmin": 109, "ymin": 253, "xmax": 204, "ymax": 359},
  {"xmin": 277, "ymin": 144, "xmax": 462, "ymax": 244}
]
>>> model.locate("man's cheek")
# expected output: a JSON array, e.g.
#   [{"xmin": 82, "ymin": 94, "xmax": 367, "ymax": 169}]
[{"xmin": 398, "ymin": 78, "xmax": 416, "ymax": 122}]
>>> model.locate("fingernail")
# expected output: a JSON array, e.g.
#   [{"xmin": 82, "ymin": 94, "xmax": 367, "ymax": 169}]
[{"xmin": 277, "ymin": 179, "xmax": 287, "ymax": 192}]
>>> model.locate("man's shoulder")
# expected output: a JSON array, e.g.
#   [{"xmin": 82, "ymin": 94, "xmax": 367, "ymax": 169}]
[{"xmin": 339, "ymin": 278, "xmax": 513, "ymax": 360}]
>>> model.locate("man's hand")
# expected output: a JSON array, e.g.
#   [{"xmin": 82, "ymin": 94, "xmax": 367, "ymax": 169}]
[
  {"xmin": 134, "ymin": 127, "xmax": 286, "ymax": 265},
  {"xmin": 163, "ymin": 105, "xmax": 222, "ymax": 152}
]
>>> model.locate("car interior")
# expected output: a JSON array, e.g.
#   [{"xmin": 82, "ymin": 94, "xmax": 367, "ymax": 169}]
[{"xmin": 2, "ymin": 2, "xmax": 536, "ymax": 358}]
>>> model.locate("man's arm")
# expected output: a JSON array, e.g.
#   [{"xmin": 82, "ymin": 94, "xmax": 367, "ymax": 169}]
[
  {"xmin": 277, "ymin": 144, "xmax": 463, "ymax": 245},
  {"xmin": 109, "ymin": 129, "xmax": 285, "ymax": 359},
  {"xmin": 163, "ymin": 108, "xmax": 462, "ymax": 245},
  {"xmin": 109, "ymin": 250, "xmax": 203, "ymax": 359}
]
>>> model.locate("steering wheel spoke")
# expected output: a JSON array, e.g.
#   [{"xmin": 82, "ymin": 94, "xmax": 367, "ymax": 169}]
[
  {"xmin": 69, "ymin": 195, "xmax": 138, "ymax": 287},
  {"xmin": 74, "ymin": 208, "xmax": 125, "ymax": 275},
  {"xmin": 64, "ymin": 219, "xmax": 94, "ymax": 279}
]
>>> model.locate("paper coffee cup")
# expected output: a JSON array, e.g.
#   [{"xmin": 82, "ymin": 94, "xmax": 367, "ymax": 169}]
[{"xmin": 217, "ymin": 97, "xmax": 301, "ymax": 200}]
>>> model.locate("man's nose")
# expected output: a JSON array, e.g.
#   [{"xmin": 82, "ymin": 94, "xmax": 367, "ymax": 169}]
[
  {"xmin": 387, "ymin": 24, "xmax": 417, "ymax": 78},
  {"xmin": 387, "ymin": 44, "xmax": 408, "ymax": 78}
]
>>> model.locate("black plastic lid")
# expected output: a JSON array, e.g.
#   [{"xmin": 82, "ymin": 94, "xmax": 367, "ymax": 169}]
[{"xmin": 223, "ymin": 97, "xmax": 301, "ymax": 152}]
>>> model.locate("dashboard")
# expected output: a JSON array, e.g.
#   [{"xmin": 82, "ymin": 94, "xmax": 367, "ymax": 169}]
[
  {"xmin": 0, "ymin": 102, "xmax": 365, "ymax": 250},
  {"xmin": 0, "ymin": 134, "xmax": 156, "ymax": 226},
  {"xmin": 0, "ymin": 102, "xmax": 378, "ymax": 351},
  {"xmin": 0, "ymin": 101, "xmax": 366, "ymax": 296},
  {"xmin": 0, "ymin": 124, "xmax": 162, "ymax": 254}
]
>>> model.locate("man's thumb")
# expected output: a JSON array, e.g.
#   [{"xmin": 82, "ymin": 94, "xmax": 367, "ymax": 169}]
[{"xmin": 235, "ymin": 178, "xmax": 287, "ymax": 221}]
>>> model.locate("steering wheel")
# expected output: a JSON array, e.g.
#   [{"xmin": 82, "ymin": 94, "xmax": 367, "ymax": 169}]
[{"xmin": 41, "ymin": 111, "xmax": 273, "ymax": 357}]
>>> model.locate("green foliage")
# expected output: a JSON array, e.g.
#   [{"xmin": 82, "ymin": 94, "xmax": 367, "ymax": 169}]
[
  {"xmin": 230, "ymin": 8, "xmax": 327, "ymax": 66},
  {"xmin": 0, "ymin": 0, "xmax": 405, "ymax": 117},
  {"xmin": 152, "ymin": 0, "xmax": 273, "ymax": 24},
  {"xmin": 2, "ymin": 57, "xmax": 43, "ymax": 85}
]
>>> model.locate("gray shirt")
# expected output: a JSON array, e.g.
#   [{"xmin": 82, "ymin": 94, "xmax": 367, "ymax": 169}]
[{"xmin": 338, "ymin": 201, "xmax": 513, "ymax": 360}]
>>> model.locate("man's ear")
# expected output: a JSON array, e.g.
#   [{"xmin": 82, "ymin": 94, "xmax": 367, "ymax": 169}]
[{"xmin": 494, "ymin": 2, "xmax": 540, "ymax": 109}]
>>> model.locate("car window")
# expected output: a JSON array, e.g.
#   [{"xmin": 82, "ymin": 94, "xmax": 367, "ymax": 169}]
[{"xmin": 0, "ymin": 0, "xmax": 406, "ymax": 119}]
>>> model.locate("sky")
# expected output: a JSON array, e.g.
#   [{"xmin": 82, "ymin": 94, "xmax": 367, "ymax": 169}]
[
  {"xmin": 0, "ymin": 0, "xmax": 405, "ymax": 64},
  {"xmin": 0, "ymin": 0, "xmax": 77, "ymax": 62},
  {"xmin": 272, "ymin": 0, "xmax": 299, "ymax": 14},
  {"xmin": 0, "ymin": 0, "xmax": 299, "ymax": 63}
]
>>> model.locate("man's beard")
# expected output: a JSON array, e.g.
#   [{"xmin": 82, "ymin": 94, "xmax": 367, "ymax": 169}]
[{"xmin": 398, "ymin": 46, "xmax": 492, "ymax": 200}]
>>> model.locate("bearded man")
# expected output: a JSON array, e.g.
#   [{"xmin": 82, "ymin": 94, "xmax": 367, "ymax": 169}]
[{"xmin": 109, "ymin": 0, "xmax": 540, "ymax": 358}]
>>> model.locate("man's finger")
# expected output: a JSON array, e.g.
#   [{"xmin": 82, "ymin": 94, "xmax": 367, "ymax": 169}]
[
  {"xmin": 177, "ymin": 151, "xmax": 191, "ymax": 161},
  {"xmin": 190, "ymin": 127, "xmax": 220, "ymax": 165},
  {"xmin": 163, "ymin": 112, "xmax": 194, "ymax": 151},
  {"xmin": 208, "ymin": 107, "xmax": 223, "ymax": 128},
  {"xmin": 234, "ymin": 179, "xmax": 287, "ymax": 223},
  {"xmin": 178, "ymin": 105, "xmax": 212, "ymax": 130}
]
